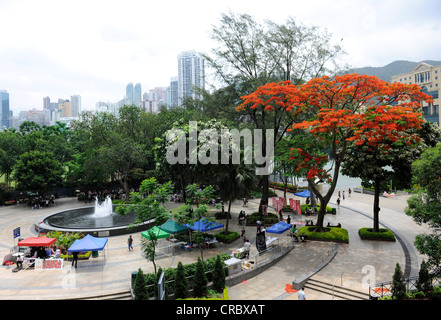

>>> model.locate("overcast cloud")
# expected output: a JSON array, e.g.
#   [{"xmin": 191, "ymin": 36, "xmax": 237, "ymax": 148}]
[{"xmin": 0, "ymin": 0, "xmax": 440, "ymax": 113}]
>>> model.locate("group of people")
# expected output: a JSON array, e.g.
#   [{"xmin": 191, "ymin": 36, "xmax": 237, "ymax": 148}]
[
  {"xmin": 31, "ymin": 195, "xmax": 55, "ymax": 209},
  {"xmin": 336, "ymin": 188, "xmax": 351, "ymax": 206}
]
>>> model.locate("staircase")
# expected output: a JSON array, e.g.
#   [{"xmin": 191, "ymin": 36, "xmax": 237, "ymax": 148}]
[
  {"xmin": 71, "ymin": 290, "xmax": 132, "ymax": 300},
  {"xmin": 305, "ymin": 278, "xmax": 369, "ymax": 300}
]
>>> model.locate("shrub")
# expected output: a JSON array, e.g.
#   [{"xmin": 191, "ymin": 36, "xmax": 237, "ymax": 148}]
[
  {"xmin": 193, "ymin": 257, "xmax": 208, "ymax": 298},
  {"xmin": 212, "ymin": 255, "xmax": 226, "ymax": 293},
  {"xmin": 391, "ymin": 263, "xmax": 406, "ymax": 300},
  {"xmin": 174, "ymin": 262, "xmax": 189, "ymax": 299},
  {"xmin": 134, "ymin": 268, "xmax": 149, "ymax": 300},
  {"xmin": 416, "ymin": 260, "xmax": 433, "ymax": 293},
  {"xmin": 245, "ymin": 212, "xmax": 279, "ymax": 225},
  {"xmin": 298, "ymin": 226, "xmax": 349, "ymax": 243},
  {"xmin": 358, "ymin": 228, "xmax": 396, "ymax": 241},
  {"xmin": 213, "ymin": 231, "xmax": 239, "ymax": 244}
]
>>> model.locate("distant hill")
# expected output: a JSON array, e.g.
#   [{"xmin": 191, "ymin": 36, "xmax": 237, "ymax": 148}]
[{"xmin": 347, "ymin": 60, "xmax": 441, "ymax": 82}]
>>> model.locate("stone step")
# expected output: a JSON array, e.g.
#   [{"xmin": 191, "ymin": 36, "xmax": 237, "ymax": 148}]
[{"xmin": 305, "ymin": 278, "xmax": 369, "ymax": 300}]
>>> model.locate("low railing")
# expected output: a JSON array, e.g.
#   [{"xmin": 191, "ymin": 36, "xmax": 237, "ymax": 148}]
[
  {"xmin": 369, "ymin": 275, "xmax": 441, "ymax": 299},
  {"xmin": 251, "ymin": 237, "xmax": 295, "ymax": 268}
]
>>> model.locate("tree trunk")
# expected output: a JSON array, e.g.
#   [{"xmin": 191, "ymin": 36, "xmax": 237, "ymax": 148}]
[
  {"xmin": 259, "ymin": 175, "xmax": 269, "ymax": 215},
  {"xmin": 224, "ymin": 200, "xmax": 232, "ymax": 233},
  {"xmin": 373, "ymin": 177, "xmax": 381, "ymax": 233}
]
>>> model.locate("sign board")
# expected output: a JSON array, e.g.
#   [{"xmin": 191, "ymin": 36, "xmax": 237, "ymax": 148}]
[
  {"xmin": 34, "ymin": 258, "xmax": 64, "ymax": 270},
  {"xmin": 295, "ymin": 200, "xmax": 301, "ymax": 215},
  {"xmin": 13, "ymin": 227, "xmax": 20, "ymax": 239}
]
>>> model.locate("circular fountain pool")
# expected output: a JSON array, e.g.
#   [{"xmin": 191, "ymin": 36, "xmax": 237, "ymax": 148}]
[{"xmin": 37, "ymin": 197, "xmax": 152, "ymax": 237}]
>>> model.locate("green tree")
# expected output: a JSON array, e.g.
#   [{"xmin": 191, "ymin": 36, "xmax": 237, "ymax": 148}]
[
  {"xmin": 204, "ymin": 11, "xmax": 346, "ymax": 214},
  {"xmin": 343, "ymin": 122, "xmax": 440, "ymax": 232},
  {"xmin": 0, "ymin": 129, "xmax": 26, "ymax": 185},
  {"xmin": 416, "ymin": 260, "xmax": 433, "ymax": 293},
  {"xmin": 193, "ymin": 257, "xmax": 208, "ymax": 298},
  {"xmin": 405, "ymin": 142, "xmax": 441, "ymax": 276},
  {"xmin": 174, "ymin": 261, "xmax": 189, "ymax": 299},
  {"xmin": 215, "ymin": 162, "xmax": 257, "ymax": 233},
  {"xmin": 212, "ymin": 255, "xmax": 226, "ymax": 293},
  {"xmin": 140, "ymin": 229, "xmax": 159, "ymax": 275},
  {"xmin": 13, "ymin": 150, "xmax": 64, "ymax": 195},
  {"xmin": 391, "ymin": 262, "xmax": 406, "ymax": 300},
  {"xmin": 133, "ymin": 268, "xmax": 149, "ymax": 300}
]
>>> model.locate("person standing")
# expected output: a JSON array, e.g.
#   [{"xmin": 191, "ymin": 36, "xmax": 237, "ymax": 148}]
[
  {"xmin": 128, "ymin": 235, "xmax": 134, "ymax": 251},
  {"xmin": 72, "ymin": 252, "xmax": 78, "ymax": 268},
  {"xmin": 244, "ymin": 239, "xmax": 251, "ymax": 259},
  {"xmin": 298, "ymin": 287, "xmax": 306, "ymax": 300}
]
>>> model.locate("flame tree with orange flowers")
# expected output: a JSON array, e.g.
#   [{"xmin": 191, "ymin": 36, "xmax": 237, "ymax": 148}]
[{"xmin": 239, "ymin": 73, "xmax": 432, "ymax": 232}]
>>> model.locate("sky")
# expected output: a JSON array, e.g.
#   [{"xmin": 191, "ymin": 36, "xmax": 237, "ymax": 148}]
[{"xmin": 1, "ymin": 0, "xmax": 440, "ymax": 113}]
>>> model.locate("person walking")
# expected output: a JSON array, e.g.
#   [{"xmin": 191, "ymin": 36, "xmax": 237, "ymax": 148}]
[
  {"xmin": 298, "ymin": 287, "xmax": 306, "ymax": 300},
  {"xmin": 128, "ymin": 235, "xmax": 134, "ymax": 251}
]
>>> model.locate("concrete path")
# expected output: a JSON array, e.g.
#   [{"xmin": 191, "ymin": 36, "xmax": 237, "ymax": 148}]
[{"xmin": 0, "ymin": 190, "xmax": 431, "ymax": 300}]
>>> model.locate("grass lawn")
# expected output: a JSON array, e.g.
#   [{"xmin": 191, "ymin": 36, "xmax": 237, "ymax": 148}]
[{"xmin": 298, "ymin": 226, "xmax": 349, "ymax": 243}]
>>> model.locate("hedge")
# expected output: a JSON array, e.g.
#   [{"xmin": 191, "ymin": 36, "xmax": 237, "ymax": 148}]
[
  {"xmin": 358, "ymin": 228, "xmax": 396, "ymax": 241},
  {"xmin": 213, "ymin": 231, "xmax": 240, "ymax": 244},
  {"xmin": 245, "ymin": 212, "xmax": 279, "ymax": 226},
  {"xmin": 133, "ymin": 254, "xmax": 232, "ymax": 298},
  {"xmin": 298, "ymin": 226, "xmax": 349, "ymax": 243}
]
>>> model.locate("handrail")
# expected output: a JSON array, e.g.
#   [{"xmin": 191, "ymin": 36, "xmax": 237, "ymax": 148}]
[{"xmin": 332, "ymin": 272, "xmax": 344, "ymax": 299}]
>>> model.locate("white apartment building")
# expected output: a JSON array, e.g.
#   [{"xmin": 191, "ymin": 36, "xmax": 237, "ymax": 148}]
[
  {"xmin": 391, "ymin": 62, "xmax": 441, "ymax": 126},
  {"xmin": 177, "ymin": 50, "xmax": 205, "ymax": 106}
]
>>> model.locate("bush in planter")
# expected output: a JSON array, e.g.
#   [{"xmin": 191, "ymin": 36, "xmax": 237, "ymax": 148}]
[
  {"xmin": 298, "ymin": 226, "xmax": 349, "ymax": 243},
  {"xmin": 214, "ymin": 231, "xmax": 239, "ymax": 244},
  {"xmin": 358, "ymin": 228, "xmax": 395, "ymax": 241},
  {"xmin": 246, "ymin": 212, "xmax": 279, "ymax": 225}
]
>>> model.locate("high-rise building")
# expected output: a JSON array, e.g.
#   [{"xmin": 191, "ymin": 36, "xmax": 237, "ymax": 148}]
[
  {"xmin": 0, "ymin": 90, "xmax": 10, "ymax": 129},
  {"xmin": 391, "ymin": 62, "xmax": 441, "ymax": 126},
  {"xmin": 134, "ymin": 83, "xmax": 142, "ymax": 107},
  {"xmin": 167, "ymin": 77, "xmax": 179, "ymax": 108},
  {"xmin": 126, "ymin": 83, "xmax": 134, "ymax": 105},
  {"xmin": 177, "ymin": 50, "xmax": 205, "ymax": 106},
  {"xmin": 71, "ymin": 95, "xmax": 81, "ymax": 117},
  {"xmin": 58, "ymin": 99, "xmax": 72, "ymax": 118}
]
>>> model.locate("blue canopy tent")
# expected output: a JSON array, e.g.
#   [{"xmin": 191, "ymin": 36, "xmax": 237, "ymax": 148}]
[
  {"xmin": 186, "ymin": 218, "xmax": 224, "ymax": 232},
  {"xmin": 294, "ymin": 190, "xmax": 311, "ymax": 198},
  {"xmin": 67, "ymin": 234, "xmax": 108, "ymax": 260},
  {"xmin": 266, "ymin": 221, "xmax": 292, "ymax": 234}
]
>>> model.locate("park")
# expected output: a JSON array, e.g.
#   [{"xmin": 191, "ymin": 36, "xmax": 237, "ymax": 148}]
[{"xmin": 1, "ymin": 12, "xmax": 441, "ymax": 302}]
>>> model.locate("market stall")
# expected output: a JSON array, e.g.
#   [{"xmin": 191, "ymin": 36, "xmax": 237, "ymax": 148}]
[
  {"xmin": 67, "ymin": 234, "xmax": 108, "ymax": 261},
  {"xmin": 141, "ymin": 226, "xmax": 170, "ymax": 240}
]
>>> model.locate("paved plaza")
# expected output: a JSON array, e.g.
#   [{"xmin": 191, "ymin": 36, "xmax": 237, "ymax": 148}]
[{"xmin": 0, "ymin": 189, "xmax": 432, "ymax": 300}]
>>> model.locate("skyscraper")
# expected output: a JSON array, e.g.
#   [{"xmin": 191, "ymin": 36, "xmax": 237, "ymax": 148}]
[
  {"xmin": 71, "ymin": 95, "xmax": 81, "ymax": 117},
  {"xmin": 126, "ymin": 83, "xmax": 134, "ymax": 105},
  {"xmin": 177, "ymin": 50, "xmax": 205, "ymax": 106},
  {"xmin": 167, "ymin": 76, "xmax": 179, "ymax": 108},
  {"xmin": 0, "ymin": 90, "xmax": 10, "ymax": 128},
  {"xmin": 134, "ymin": 83, "xmax": 142, "ymax": 107}
]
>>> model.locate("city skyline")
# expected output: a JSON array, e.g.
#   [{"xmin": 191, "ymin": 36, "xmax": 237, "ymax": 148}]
[{"xmin": 0, "ymin": 0, "xmax": 440, "ymax": 113}]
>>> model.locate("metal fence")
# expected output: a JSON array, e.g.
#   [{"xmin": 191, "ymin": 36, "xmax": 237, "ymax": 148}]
[
  {"xmin": 369, "ymin": 275, "xmax": 441, "ymax": 299},
  {"xmin": 251, "ymin": 237, "xmax": 295, "ymax": 268}
]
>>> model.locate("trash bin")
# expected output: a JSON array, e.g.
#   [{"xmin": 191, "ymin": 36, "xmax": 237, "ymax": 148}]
[
  {"xmin": 331, "ymin": 208, "xmax": 336, "ymax": 215},
  {"xmin": 92, "ymin": 250, "xmax": 99, "ymax": 258}
]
